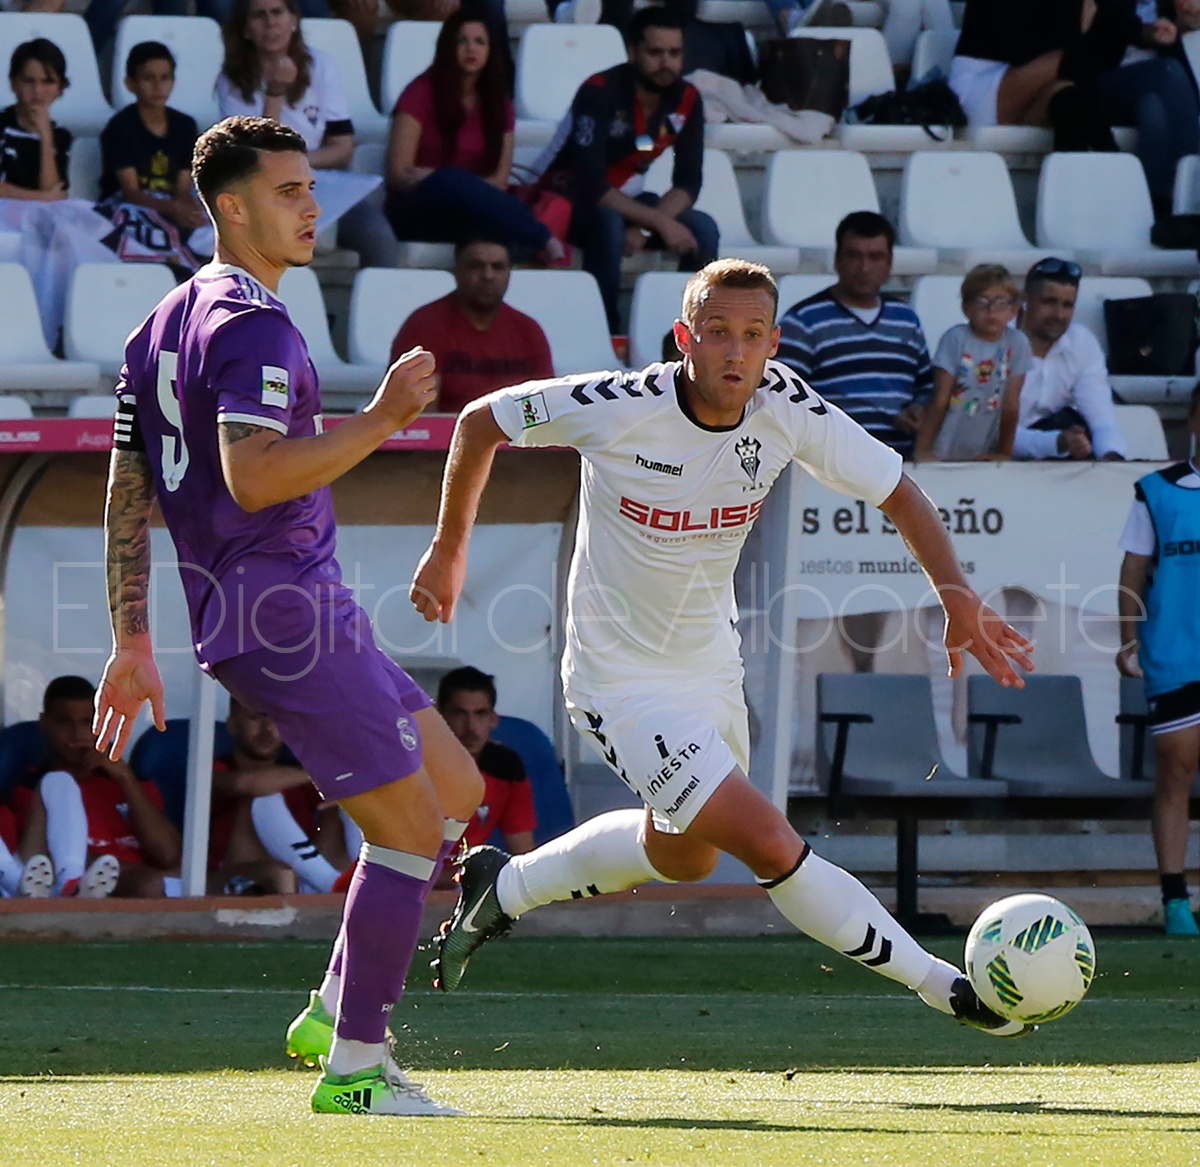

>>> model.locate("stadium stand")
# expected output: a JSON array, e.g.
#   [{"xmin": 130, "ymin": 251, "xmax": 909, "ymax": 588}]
[
  {"xmin": 627, "ymin": 271, "xmax": 690, "ymax": 368},
  {"xmin": 910, "ymin": 27, "xmax": 957, "ymax": 83},
  {"xmin": 0, "ymin": 263, "xmax": 100, "ymax": 394},
  {"xmin": 347, "ymin": 267, "xmax": 455, "ymax": 367},
  {"xmin": 900, "ymin": 151, "xmax": 1062, "ymax": 269},
  {"xmin": 503, "ymin": 269, "xmax": 619, "ymax": 374},
  {"xmin": 762, "ymin": 150, "xmax": 937, "ymax": 274},
  {"xmin": 67, "ymin": 395, "xmax": 117, "ymax": 418},
  {"xmin": 644, "ymin": 147, "xmax": 800, "ymax": 274},
  {"xmin": 514, "ymin": 23, "xmax": 626, "ymax": 146},
  {"xmin": 1174, "ymin": 153, "xmax": 1200, "ymax": 214},
  {"xmin": 1113, "ymin": 404, "xmax": 1169, "ymax": 461},
  {"xmin": 63, "ymin": 263, "xmax": 177, "ymax": 376},
  {"xmin": 0, "ymin": 13, "xmax": 112, "ymax": 136},
  {"xmin": 1037, "ymin": 153, "xmax": 1200, "ymax": 278},
  {"xmin": 0, "ymin": 397, "xmax": 34, "ymax": 419},
  {"xmin": 301, "ymin": 17, "xmax": 389, "ymax": 143},
  {"xmin": 492, "ymin": 714, "xmax": 576, "ymax": 847},
  {"xmin": 66, "ymin": 136, "xmax": 102, "ymax": 202},
  {"xmin": 109, "ymin": 15, "xmax": 223, "ymax": 129}
]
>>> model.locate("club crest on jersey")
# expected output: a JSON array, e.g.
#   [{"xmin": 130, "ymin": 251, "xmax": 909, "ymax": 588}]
[
  {"xmin": 396, "ymin": 716, "xmax": 419, "ymax": 752},
  {"xmin": 261, "ymin": 365, "xmax": 289, "ymax": 408},
  {"xmin": 735, "ymin": 436, "xmax": 762, "ymax": 488},
  {"xmin": 518, "ymin": 392, "xmax": 550, "ymax": 428}
]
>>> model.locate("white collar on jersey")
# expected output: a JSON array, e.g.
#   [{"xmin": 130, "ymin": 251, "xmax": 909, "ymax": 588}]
[{"xmin": 199, "ymin": 261, "xmax": 279, "ymax": 300}]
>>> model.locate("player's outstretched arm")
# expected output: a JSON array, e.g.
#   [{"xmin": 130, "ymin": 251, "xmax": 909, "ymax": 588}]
[
  {"xmin": 219, "ymin": 349, "xmax": 438, "ymax": 513},
  {"xmin": 879, "ymin": 473, "xmax": 1034, "ymax": 688},
  {"xmin": 95, "ymin": 448, "xmax": 167, "ymax": 759},
  {"xmin": 411, "ymin": 398, "xmax": 510, "ymax": 624}
]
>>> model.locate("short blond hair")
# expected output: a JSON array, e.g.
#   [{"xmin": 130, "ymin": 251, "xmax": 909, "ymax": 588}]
[
  {"xmin": 681, "ymin": 259, "xmax": 778, "ymax": 329},
  {"xmin": 961, "ymin": 263, "xmax": 1017, "ymax": 305}
]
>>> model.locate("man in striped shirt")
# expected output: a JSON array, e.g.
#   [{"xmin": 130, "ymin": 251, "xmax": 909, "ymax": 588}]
[{"xmin": 776, "ymin": 211, "xmax": 932, "ymax": 460}]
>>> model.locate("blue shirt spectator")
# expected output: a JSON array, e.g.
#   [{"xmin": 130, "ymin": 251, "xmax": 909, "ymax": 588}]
[{"xmin": 775, "ymin": 211, "xmax": 932, "ymax": 459}]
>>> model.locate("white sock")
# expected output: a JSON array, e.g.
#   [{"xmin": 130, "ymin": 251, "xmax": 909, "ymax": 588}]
[
  {"xmin": 761, "ymin": 847, "xmax": 940, "ymax": 991},
  {"xmin": 250, "ymin": 793, "xmax": 341, "ymax": 893},
  {"xmin": 318, "ymin": 970, "xmax": 341, "ymax": 1015},
  {"xmin": 339, "ymin": 808, "xmax": 363, "ymax": 860},
  {"xmin": 0, "ymin": 836, "xmax": 22, "ymax": 896},
  {"xmin": 496, "ymin": 808, "xmax": 663, "ymax": 918},
  {"xmin": 327, "ymin": 1036, "xmax": 385, "ymax": 1076},
  {"xmin": 40, "ymin": 770, "xmax": 87, "ymax": 892}
]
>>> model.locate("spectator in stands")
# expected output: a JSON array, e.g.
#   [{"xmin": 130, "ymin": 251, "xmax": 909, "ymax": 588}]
[
  {"xmin": 542, "ymin": 7, "xmax": 716, "ymax": 333},
  {"xmin": 882, "ymin": 0, "xmax": 955, "ymax": 73},
  {"xmin": 217, "ymin": 0, "xmax": 354, "ymax": 171},
  {"xmin": 0, "ymin": 38, "xmax": 70, "ymax": 201},
  {"xmin": 16, "ymin": 676, "xmax": 182, "ymax": 898},
  {"xmin": 210, "ymin": 699, "xmax": 359, "ymax": 894},
  {"xmin": 1116, "ymin": 383, "xmax": 1200, "ymax": 935},
  {"xmin": 949, "ymin": 0, "xmax": 1116, "ymax": 149},
  {"xmin": 776, "ymin": 211, "xmax": 932, "ymax": 459},
  {"xmin": 99, "ymin": 43, "xmax": 206, "ymax": 239},
  {"xmin": 389, "ymin": 236, "xmax": 555, "ymax": 414},
  {"xmin": 915, "ymin": 263, "xmax": 1030, "ymax": 462},
  {"xmin": 384, "ymin": 10, "xmax": 564, "ymax": 263},
  {"xmin": 435, "ymin": 667, "xmax": 536, "ymax": 883},
  {"xmin": 1015, "ymin": 256, "xmax": 1127, "ymax": 461}
]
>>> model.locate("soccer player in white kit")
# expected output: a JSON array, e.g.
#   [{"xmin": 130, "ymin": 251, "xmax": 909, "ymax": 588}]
[{"xmin": 412, "ymin": 260, "xmax": 1035, "ymax": 1036}]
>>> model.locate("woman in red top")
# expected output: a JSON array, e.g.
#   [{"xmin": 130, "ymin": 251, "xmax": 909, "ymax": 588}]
[{"xmin": 384, "ymin": 10, "xmax": 565, "ymax": 263}]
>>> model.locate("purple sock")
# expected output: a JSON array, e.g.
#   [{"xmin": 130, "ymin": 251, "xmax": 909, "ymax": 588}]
[
  {"xmin": 335, "ymin": 854, "xmax": 431, "ymax": 1043},
  {"xmin": 326, "ymin": 828, "xmax": 464, "ymax": 981}
]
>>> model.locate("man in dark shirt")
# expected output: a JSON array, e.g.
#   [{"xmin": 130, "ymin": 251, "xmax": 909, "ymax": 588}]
[
  {"xmin": 390, "ymin": 236, "xmax": 555, "ymax": 413},
  {"xmin": 542, "ymin": 7, "xmax": 717, "ymax": 332}
]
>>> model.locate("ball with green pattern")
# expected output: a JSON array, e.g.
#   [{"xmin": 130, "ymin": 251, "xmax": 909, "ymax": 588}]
[{"xmin": 964, "ymin": 893, "xmax": 1096, "ymax": 1025}]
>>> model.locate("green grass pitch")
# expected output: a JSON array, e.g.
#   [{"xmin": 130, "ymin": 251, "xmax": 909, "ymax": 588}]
[{"xmin": 2, "ymin": 934, "xmax": 1199, "ymax": 1167}]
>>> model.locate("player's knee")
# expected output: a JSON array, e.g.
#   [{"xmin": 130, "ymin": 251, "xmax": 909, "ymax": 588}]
[{"xmin": 655, "ymin": 845, "xmax": 719, "ymax": 883}]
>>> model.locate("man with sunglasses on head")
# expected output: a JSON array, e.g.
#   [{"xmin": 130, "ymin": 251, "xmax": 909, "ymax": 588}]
[{"xmin": 1015, "ymin": 256, "xmax": 1127, "ymax": 462}]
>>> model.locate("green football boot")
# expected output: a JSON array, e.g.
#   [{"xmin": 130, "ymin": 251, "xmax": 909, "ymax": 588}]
[
  {"xmin": 285, "ymin": 990, "xmax": 334, "ymax": 1067},
  {"xmin": 311, "ymin": 1061, "xmax": 465, "ymax": 1116}
]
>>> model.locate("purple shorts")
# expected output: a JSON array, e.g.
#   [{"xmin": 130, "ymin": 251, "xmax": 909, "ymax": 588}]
[{"xmin": 213, "ymin": 601, "xmax": 432, "ymax": 801}]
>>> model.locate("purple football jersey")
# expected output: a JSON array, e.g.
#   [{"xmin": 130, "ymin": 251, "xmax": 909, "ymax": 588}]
[{"xmin": 114, "ymin": 263, "xmax": 350, "ymax": 669}]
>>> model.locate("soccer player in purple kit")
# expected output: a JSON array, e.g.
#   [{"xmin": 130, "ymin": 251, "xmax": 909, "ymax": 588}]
[{"xmin": 93, "ymin": 116, "xmax": 482, "ymax": 1117}]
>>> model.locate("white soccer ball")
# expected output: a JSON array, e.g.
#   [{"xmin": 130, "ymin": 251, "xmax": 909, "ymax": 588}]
[{"xmin": 965, "ymin": 893, "xmax": 1096, "ymax": 1025}]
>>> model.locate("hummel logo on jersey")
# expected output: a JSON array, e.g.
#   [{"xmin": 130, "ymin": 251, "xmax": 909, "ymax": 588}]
[
  {"xmin": 570, "ymin": 372, "xmax": 664, "ymax": 406},
  {"xmin": 761, "ymin": 364, "xmax": 828, "ymax": 414},
  {"xmin": 843, "ymin": 923, "xmax": 893, "ymax": 967},
  {"xmin": 635, "ymin": 453, "xmax": 683, "ymax": 476},
  {"xmin": 735, "ymin": 436, "xmax": 762, "ymax": 488}
]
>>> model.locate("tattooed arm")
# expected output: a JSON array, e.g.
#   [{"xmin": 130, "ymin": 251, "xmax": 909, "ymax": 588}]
[{"xmin": 95, "ymin": 446, "xmax": 167, "ymax": 759}]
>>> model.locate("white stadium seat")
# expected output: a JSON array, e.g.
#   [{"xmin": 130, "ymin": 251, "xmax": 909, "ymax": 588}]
[
  {"xmin": 628, "ymin": 271, "xmax": 690, "ymax": 368},
  {"xmin": 348, "ymin": 267, "xmax": 454, "ymax": 366},
  {"xmin": 910, "ymin": 28, "xmax": 957, "ymax": 83},
  {"xmin": 515, "ymin": 24, "xmax": 625, "ymax": 126},
  {"xmin": 1113, "ymin": 404, "xmax": 1168, "ymax": 460},
  {"xmin": 276, "ymin": 266, "xmax": 380, "ymax": 396},
  {"xmin": 380, "ymin": 20, "xmax": 441, "ymax": 114},
  {"xmin": 644, "ymin": 148, "xmax": 799, "ymax": 273},
  {"xmin": 969, "ymin": 126, "xmax": 1054, "ymax": 154},
  {"xmin": 504, "ymin": 269, "xmax": 620, "ymax": 374},
  {"xmin": 763, "ymin": 151, "xmax": 936, "ymax": 274},
  {"xmin": 67, "ymin": 136, "xmax": 102, "ymax": 201},
  {"xmin": 776, "ymin": 273, "xmax": 836, "ymax": 315},
  {"xmin": 68, "ymin": 394, "xmax": 118, "ymax": 418},
  {"xmin": 1174, "ymin": 153, "xmax": 1200, "ymax": 215},
  {"xmin": 63, "ymin": 263, "xmax": 177, "ymax": 375},
  {"xmin": 111, "ymin": 15, "xmax": 223, "ymax": 128},
  {"xmin": 0, "ymin": 263, "xmax": 100, "ymax": 392},
  {"xmin": 900, "ymin": 150, "xmax": 1060, "ymax": 268},
  {"xmin": 302, "ymin": 18, "xmax": 389, "ymax": 143},
  {"xmin": 1037, "ymin": 152, "xmax": 1200, "ymax": 277},
  {"xmin": 0, "ymin": 13, "xmax": 112, "ymax": 135},
  {"xmin": 0, "ymin": 395, "xmax": 34, "ymax": 419},
  {"xmin": 909, "ymin": 274, "xmax": 964, "ymax": 353}
]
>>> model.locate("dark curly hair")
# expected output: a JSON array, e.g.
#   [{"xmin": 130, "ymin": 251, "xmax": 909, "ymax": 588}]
[
  {"xmin": 428, "ymin": 8, "xmax": 509, "ymax": 177},
  {"xmin": 192, "ymin": 114, "xmax": 307, "ymax": 210},
  {"xmin": 221, "ymin": 0, "xmax": 312, "ymax": 107}
]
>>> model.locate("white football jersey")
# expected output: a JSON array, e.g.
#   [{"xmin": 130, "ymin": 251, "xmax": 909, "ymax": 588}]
[{"xmin": 490, "ymin": 360, "xmax": 902, "ymax": 693}]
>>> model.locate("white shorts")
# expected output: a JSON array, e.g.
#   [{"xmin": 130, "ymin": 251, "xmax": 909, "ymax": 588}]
[
  {"xmin": 566, "ymin": 678, "xmax": 750, "ymax": 834},
  {"xmin": 948, "ymin": 55, "xmax": 1008, "ymax": 128}
]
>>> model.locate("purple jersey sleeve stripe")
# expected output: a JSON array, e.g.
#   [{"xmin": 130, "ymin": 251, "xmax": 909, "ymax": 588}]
[{"xmin": 218, "ymin": 412, "xmax": 289, "ymax": 435}]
